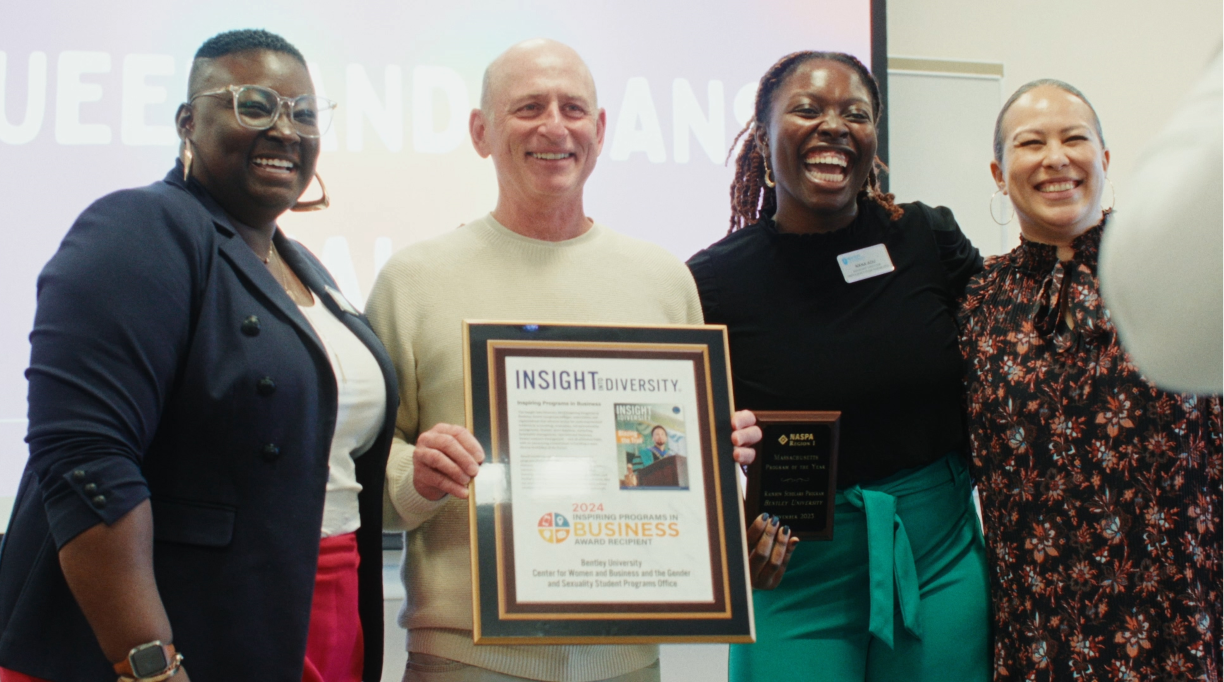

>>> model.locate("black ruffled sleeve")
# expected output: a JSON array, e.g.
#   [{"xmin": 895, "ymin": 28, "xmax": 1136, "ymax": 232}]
[{"xmin": 685, "ymin": 249, "xmax": 723, "ymax": 324}]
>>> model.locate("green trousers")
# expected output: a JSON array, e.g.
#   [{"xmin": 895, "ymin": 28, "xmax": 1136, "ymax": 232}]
[{"xmin": 730, "ymin": 455, "xmax": 990, "ymax": 682}]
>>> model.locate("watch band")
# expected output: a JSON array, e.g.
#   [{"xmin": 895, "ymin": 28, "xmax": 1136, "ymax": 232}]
[
  {"xmin": 113, "ymin": 641, "xmax": 178, "ymax": 678},
  {"xmin": 117, "ymin": 658, "xmax": 183, "ymax": 682}
]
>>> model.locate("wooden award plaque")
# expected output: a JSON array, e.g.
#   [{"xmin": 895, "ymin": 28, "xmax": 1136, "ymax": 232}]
[{"xmin": 744, "ymin": 411, "xmax": 840, "ymax": 540}]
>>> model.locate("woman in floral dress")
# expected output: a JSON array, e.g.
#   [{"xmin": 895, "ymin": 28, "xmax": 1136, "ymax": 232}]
[{"xmin": 959, "ymin": 79, "xmax": 1221, "ymax": 681}]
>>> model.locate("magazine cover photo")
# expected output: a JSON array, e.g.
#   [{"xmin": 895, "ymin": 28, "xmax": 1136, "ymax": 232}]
[{"xmin": 616, "ymin": 403, "xmax": 690, "ymax": 489}]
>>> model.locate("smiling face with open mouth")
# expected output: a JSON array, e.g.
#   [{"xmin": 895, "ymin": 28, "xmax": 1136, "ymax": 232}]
[
  {"xmin": 473, "ymin": 40, "xmax": 605, "ymax": 215},
  {"xmin": 180, "ymin": 49, "xmax": 319, "ymax": 229},
  {"xmin": 761, "ymin": 59, "xmax": 878, "ymax": 233},
  {"xmin": 993, "ymin": 85, "xmax": 1110, "ymax": 247}
]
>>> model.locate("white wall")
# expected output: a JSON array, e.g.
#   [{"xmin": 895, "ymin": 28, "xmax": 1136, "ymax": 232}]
[
  {"xmin": 886, "ymin": 0, "xmax": 1222, "ymax": 254},
  {"xmin": 888, "ymin": 69, "xmax": 1008, "ymax": 254}
]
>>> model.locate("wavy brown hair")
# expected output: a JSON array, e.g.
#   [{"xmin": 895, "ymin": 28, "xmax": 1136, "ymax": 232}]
[{"xmin": 728, "ymin": 51, "xmax": 902, "ymax": 233}]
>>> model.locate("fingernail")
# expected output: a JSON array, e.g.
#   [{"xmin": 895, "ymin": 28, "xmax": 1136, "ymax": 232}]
[
  {"xmin": 759, "ymin": 513, "xmax": 770, "ymax": 523},
  {"xmin": 781, "ymin": 525, "xmax": 791, "ymax": 535}
]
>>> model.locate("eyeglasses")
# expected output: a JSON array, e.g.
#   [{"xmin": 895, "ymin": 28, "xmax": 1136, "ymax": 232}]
[{"xmin": 189, "ymin": 84, "xmax": 336, "ymax": 138}]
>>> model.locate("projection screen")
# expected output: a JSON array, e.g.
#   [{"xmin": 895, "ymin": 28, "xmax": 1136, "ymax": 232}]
[{"xmin": 0, "ymin": 1, "xmax": 880, "ymax": 511}]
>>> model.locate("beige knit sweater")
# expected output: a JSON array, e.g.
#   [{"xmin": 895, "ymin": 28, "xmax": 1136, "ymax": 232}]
[{"xmin": 365, "ymin": 214, "xmax": 704, "ymax": 682}]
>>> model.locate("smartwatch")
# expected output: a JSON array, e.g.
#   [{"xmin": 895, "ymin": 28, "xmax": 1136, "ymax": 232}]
[{"xmin": 113, "ymin": 641, "xmax": 179, "ymax": 679}]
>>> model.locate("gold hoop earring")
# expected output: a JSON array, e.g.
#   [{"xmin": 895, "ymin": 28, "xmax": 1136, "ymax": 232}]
[
  {"xmin": 291, "ymin": 173, "xmax": 330, "ymax": 212},
  {"xmin": 1102, "ymin": 177, "xmax": 1116, "ymax": 213},
  {"xmin": 763, "ymin": 162, "xmax": 776, "ymax": 189},
  {"xmin": 989, "ymin": 188, "xmax": 1013, "ymax": 226},
  {"xmin": 180, "ymin": 139, "xmax": 194, "ymax": 182}
]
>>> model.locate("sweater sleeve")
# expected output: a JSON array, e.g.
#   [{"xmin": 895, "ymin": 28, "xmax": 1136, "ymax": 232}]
[
  {"xmin": 365, "ymin": 255, "xmax": 449, "ymax": 531},
  {"xmin": 916, "ymin": 202, "xmax": 983, "ymax": 297},
  {"xmin": 678, "ymin": 263, "xmax": 706, "ymax": 324},
  {"xmin": 26, "ymin": 187, "xmax": 199, "ymax": 548},
  {"xmin": 1099, "ymin": 50, "xmax": 1223, "ymax": 394}
]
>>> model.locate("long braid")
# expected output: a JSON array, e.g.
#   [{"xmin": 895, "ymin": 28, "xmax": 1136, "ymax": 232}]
[
  {"xmin": 727, "ymin": 52, "xmax": 809, "ymax": 232},
  {"xmin": 727, "ymin": 51, "xmax": 903, "ymax": 234},
  {"xmin": 863, "ymin": 160, "xmax": 904, "ymax": 222}
]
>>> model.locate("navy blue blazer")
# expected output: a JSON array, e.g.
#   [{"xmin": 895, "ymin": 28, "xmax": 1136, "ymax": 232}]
[{"xmin": 0, "ymin": 166, "xmax": 398, "ymax": 681}]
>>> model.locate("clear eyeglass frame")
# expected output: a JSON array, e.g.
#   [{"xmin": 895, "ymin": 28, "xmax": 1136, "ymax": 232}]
[{"xmin": 188, "ymin": 84, "xmax": 337, "ymax": 138}]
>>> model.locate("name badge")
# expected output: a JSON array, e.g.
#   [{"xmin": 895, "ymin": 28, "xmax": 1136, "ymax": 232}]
[
  {"xmin": 836, "ymin": 244, "xmax": 895, "ymax": 283},
  {"xmin": 325, "ymin": 286, "xmax": 361, "ymax": 316}
]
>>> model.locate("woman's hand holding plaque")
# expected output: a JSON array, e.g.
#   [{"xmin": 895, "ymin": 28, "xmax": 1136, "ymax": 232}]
[{"xmin": 746, "ymin": 512, "xmax": 799, "ymax": 590}]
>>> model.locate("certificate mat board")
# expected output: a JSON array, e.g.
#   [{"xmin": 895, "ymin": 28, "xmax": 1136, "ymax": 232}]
[{"xmin": 464, "ymin": 322, "xmax": 754, "ymax": 644}]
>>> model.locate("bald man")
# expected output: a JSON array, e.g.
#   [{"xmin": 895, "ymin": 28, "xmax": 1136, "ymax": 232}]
[{"xmin": 365, "ymin": 40, "xmax": 702, "ymax": 681}]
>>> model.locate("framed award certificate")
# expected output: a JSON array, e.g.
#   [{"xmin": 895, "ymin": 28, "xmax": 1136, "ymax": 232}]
[
  {"xmin": 743, "ymin": 411, "xmax": 840, "ymax": 541},
  {"xmin": 464, "ymin": 322, "xmax": 755, "ymax": 645}
]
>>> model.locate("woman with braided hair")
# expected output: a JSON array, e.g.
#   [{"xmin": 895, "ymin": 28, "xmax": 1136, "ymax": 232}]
[{"xmin": 687, "ymin": 52, "xmax": 990, "ymax": 681}]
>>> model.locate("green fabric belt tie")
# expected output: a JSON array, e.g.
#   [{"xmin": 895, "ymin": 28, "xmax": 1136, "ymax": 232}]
[{"xmin": 843, "ymin": 486, "xmax": 923, "ymax": 648}]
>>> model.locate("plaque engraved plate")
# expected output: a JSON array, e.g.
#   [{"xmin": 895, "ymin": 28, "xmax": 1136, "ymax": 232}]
[{"xmin": 744, "ymin": 411, "xmax": 840, "ymax": 540}]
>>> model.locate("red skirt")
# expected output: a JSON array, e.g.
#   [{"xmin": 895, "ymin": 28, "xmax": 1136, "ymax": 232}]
[
  {"xmin": 303, "ymin": 532, "xmax": 364, "ymax": 682},
  {"xmin": 0, "ymin": 669, "xmax": 47, "ymax": 682},
  {"xmin": 1, "ymin": 533, "xmax": 362, "ymax": 682}
]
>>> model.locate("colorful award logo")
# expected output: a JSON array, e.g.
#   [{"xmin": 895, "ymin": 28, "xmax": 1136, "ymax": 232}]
[{"xmin": 537, "ymin": 512, "xmax": 571, "ymax": 544}]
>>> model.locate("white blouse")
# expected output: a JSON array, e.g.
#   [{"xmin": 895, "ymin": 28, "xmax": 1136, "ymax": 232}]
[{"xmin": 297, "ymin": 291, "xmax": 386, "ymax": 538}]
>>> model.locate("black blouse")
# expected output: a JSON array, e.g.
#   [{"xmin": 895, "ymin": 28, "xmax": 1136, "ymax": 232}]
[{"xmin": 686, "ymin": 201, "xmax": 982, "ymax": 486}]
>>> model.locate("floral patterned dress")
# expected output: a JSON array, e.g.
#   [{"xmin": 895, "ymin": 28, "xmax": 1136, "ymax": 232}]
[{"xmin": 959, "ymin": 219, "xmax": 1222, "ymax": 682}]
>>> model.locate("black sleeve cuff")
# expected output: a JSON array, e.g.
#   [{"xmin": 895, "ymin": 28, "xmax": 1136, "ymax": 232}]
[{"xmin": 41, "ymin": 456, "xmax": 150, "ymax": 549}]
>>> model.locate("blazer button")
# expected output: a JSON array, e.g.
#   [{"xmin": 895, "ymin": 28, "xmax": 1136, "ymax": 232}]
[
  {"xmin": 91, "ymin": 495, "xmax": 107, "ymax": 509},
  {"xmin": 241, "ymin": 315, "xmax": 261, "ymax": 336},
  {"xmin": 257, "ymin": 377, "xmax": 277, "ymax": 396},
  {"xmin": 72, "ymin": 469, "xmax": 86, "ymax": 482},
  {"xmin": 262, "ymin": 443, "xmax": 281, "ymax": 461},
  {"xmin": 84, "ymin": 483, "xmax": 98, "ymax": 494}
]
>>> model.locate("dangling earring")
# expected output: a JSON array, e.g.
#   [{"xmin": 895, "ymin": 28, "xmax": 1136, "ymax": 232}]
[
  {"xmin": 1102, "ymin": 177, "xmax": 1116, "ymax": 213},
  {"xmin": 763, "ymin": 161, "xmax": 776, "ymax": 189},
  {"xmin": 291, "ymin": 173, "xmax": 330, "ymax": 212},
  {"xmin": 180, "ymin": 139, "xmax": 194, "ymax": 182},
  {"xmin": 989, "ymin": 188, "xmax": 1013, "ymax": 226}
]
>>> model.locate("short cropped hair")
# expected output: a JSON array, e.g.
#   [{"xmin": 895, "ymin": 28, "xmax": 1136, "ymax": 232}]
[
  {"xmin": 993, "ymin": 79, "xmax": 1106, "ymax": 164},
  {"xmin": 187, "ymin": 29, "xmax": 307, "ymax": 96},
  {"xmin": 194, "ymin": 29, "xmax": 306, "ymax": 64}
]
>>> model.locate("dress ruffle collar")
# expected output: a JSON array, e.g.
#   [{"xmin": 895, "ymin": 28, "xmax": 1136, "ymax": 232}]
[
  {"xmin": 1011, "ymin": 213, "xmax": 1112, "ymax": 347},
  {"xmin": 1013, "ymin": 212, "xmax": 1109, "ymax": 273}
]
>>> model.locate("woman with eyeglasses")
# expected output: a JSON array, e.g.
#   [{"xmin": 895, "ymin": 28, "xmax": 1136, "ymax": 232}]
[{"xmin": 0, "ymin": 29, "xmax": 397, "ymax": 682}]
